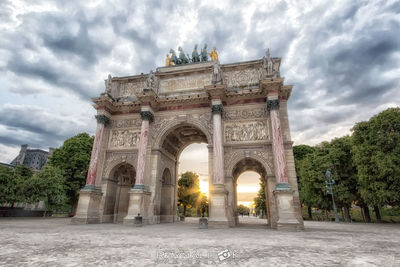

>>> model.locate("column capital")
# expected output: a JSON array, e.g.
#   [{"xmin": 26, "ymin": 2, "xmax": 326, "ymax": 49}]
[
  {"xmin": 95, "ymin": 114, "xmax": 110, "ymax": 125},
  {"xmin": 267, "ymin": 99, "xmax": 280, "ymax": 111},
  {"xmin": 140, "ymin": 111, "xmax": 154, "ymax": 122},
  {"xmin": 211, "ymin": 104, "xmax": 223, "ymax": 115}
]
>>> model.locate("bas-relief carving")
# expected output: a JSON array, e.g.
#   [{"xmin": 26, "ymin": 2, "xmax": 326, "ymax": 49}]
[
  {"xmin": 117, "ymin": 80, "xmax": 146, "ymax": 97},
  {"xmin": 152, "ymin": 113, "xmax": 212, "ymax": 141},
  {"xmin": 223, "ymin": 67, "xmax": 262, "ymax": 88},
  {"xmin": 109, "ymin": 130, "xmax": 140, "ymax": 148},
  {"xmin": 159, "ymin": 73, "xmax": 211, "ymax": 93},
  {"xmin": 103, "ymin": 152, "xmax": 138, "ymax": 179},
  {"xmin": 223, "ymin": 108, "xmax": 267, "ymax": 120},
  {"xmin": 110, "ymin": 119, "xmax": 141, "ymax": 128},
  {"xmin": 225, "ymin": 121, "xmax": 269, "ymax": 142}
]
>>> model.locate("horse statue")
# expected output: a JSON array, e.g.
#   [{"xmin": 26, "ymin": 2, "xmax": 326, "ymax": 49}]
[
  {"xmin": 169, "ymin": 49, "xmax": 179, "ymax": 65},
  {"xmin": 201, "ymin": 44, "xmax": 208, "ymax": 62},
  {"xmin": 178, "ymin": 46, "xmax": 189, "ymax": 64},
  {"xmin": 192, "ymin": 44, "xmax": 200, "ymax": 63}
]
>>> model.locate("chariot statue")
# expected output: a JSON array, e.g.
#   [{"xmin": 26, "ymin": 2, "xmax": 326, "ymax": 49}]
[
  {"xmin": 201, "ymin": 44, "xmax": 208, "ymax": 62},
  {"xmin": 169, "ymin": 49, "xmax": 179, "ymax": 65},
  {"xmin": 209, "ymin": 47, "xmax": 219, "ymax": 61},
  {"xmin": 165, "ymin": 54, "xmax": 174, "ymax": 66},
  {"xmin": 178, "ymin": 46, "xmax": 189, "ymax": 64},
  {"xmin": 192, "ymin": 44, "xmax": 200, "ymax": 63}
]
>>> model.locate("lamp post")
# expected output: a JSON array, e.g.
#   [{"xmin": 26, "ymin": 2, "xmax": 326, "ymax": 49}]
[{"xmin": 325, "ymin": 169, "xmax": 339, "ymax": 223}]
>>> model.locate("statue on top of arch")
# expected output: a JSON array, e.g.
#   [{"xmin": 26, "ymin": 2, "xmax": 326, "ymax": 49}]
[
  {"xmin": 165, "ymin": 44, "xmax": 219, "ymax": 66},
  {"xmin": 262, "ymin": 48, "xmax": 280, "ymax": 78}
]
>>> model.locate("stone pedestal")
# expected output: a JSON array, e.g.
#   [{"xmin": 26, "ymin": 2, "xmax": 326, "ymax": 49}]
[
  {"xmin": 273, "ymin": 185, "xmax": 303, "ymax": 230},
  {"xmin": 209, "ymin": 184, "xmax": 229, "ymax": 228},
  {"xmin": 71, "ymin": 186, "xmax": 103, "ymax": 224},
  {"xmin": 123, "ymin": 187, "xmax": 151, "ymax": 226}
]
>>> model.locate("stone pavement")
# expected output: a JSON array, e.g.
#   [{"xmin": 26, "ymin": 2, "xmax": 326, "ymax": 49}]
[{"xmin": 0, "ymin": 217, "xmax": 399, "ymax": 266}]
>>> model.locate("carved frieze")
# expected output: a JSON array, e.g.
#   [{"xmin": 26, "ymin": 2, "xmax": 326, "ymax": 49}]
[
  {"xmin": 223, "ymin": 67, "xmax": 262, "ymax": 88},
  {"xmin": 117, "ymin": 80, "xmax": 146, "ymax": 97},
  {"xmin": 159, "ymin": 73, "xmax": 211, "ymax": 93},
  {"xmin": 109, "ymin": 129, "xmax": 140, "ymax": 148},
  {"xmin": 225, "ymin": 121, "xmax": 269, "ymax": 142},
  {"xmin": 110, "ymin": 119, "xmax": 141, "ymax": 128},
  {"xmin": 223, "ymin": 108, "xmax": 267, "ymax": 120}
]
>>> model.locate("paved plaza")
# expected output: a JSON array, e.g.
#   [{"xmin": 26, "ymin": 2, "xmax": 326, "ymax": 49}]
[{"xmin": 1, "ymin": 217, "xmax": 399, "ymax": 266}]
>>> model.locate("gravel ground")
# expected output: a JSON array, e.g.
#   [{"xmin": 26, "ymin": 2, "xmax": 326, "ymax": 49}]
[{"xmin": 0, "ymin": 217, "xmax": 399, "ymax": 266}]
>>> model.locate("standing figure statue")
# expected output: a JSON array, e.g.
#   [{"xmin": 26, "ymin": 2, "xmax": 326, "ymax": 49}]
[
  {"xmin": 178, "ymin": 46, "xmax": 189, "ymax": 64},
  {"xmin": 192, "ymin": 44, "xmax": 200, "ymax": 63},
  {"xmin": 263, "ymin": 48, "xmax": 274, "ymax": 77},
  {"xmin": 105, "ymin": 74, "xmax": 112, "ymax": 94},
  {"xmin": 145, "ymin": 70, "xmax": 157, "ymax": 90},
  {"xmin": 165, "ymin": 54, "xmax": 174, "ymax": 66},
  {"xmin": 201, "ymin": 44, "xmax": 208, "ymax": 62},
  {"xmin": 212, "ymin": 60, "xmax": 223, "ymax": 85},
  {"xmin": 209, "ymin": 47, "xmax": 219, "ymax": 61},
  {"xmin": 169, "ymin": 49, "xmax": 179, "ymax": 65}
]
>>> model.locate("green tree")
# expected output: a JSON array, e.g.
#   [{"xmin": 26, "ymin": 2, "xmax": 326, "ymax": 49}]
[
  {"xmin": 352, "ymin": 107, "xmax": 400, "ymax": 221},
  {"xmin": 177, "ymin": 171, "xmax": 200, "ymax": 217},
  {"xmin": 254, "ymin": 178, "xmax": 267, "ymax": 217},
  {"xmin": 49, "ymin": 133, "xmax": 94, "ymax": 214},
  {"xmin": 237, "ymin": 204, "xmax": 250, "ymax": 215},
  {"xmin": 0, "ymin": 165, "xmax": 32, "ymax": 207},
  {"xmin": 293, "ymin": 145, "xmax": 315, "ymax": 219},
  {"xmin": 25, "ymin": 166, "xmax": 67, "ymax": 215}
]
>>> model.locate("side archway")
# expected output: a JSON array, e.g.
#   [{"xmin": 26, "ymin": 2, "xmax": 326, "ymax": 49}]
[{"xmin": 159, "ymin": 168, "xmax": 175, "ymax": 223}]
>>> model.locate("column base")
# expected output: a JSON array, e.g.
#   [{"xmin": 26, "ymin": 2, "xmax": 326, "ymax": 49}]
[
  {"xmin": 208, "ymin": 184, "xmax": 230, "ymax": 228},
  {"xmin": 71, "ymin": 185, "xmax": 103, "ymax": 224},
  {"xmin": 123, "ymin": 187, "xmax": 151, "ymax": 226},
  {"xmin": 274, "ymin": 184, "xmax": 304, "ymax": 231}
]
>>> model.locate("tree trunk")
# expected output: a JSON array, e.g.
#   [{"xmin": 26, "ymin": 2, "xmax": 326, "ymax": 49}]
[
  {"xmin": 363, "ymin": 205, "xmax": 371, "ymax": 223},
  {"xmin": 343, "ymin": 204, "xmax": 352, "ymax": 222},
  {"xmin": 374, "ymin": 206, "xmax": 382, "ymax": 222},
  {"xmin": 307, "ymin": 206, "xmax": 313, "ymax": 220},
  {"xmin": 11, "ymin": 202, "xmax": 15, "ymax": 208},
  {"xmin": 325, "ymin": 210, "xmax": 329, "ymax": 221},
  {"xmin": 183, "ymin": 205, "xmax": 187, "ymax": 217}
]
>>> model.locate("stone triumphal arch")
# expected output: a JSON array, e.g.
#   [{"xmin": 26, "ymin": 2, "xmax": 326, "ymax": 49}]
[{"xmin": 72, "ymin": 49, "xmax": 304, "ymax": 230}]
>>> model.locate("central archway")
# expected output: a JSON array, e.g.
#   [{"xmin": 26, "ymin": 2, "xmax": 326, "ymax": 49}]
[
  {"xmin": 156, "ymin": 122, "xmax": 211, "ymax": 223},
  {"xmin": 230, "ymin": 157, "xmax": 271, "ymax": 227}
]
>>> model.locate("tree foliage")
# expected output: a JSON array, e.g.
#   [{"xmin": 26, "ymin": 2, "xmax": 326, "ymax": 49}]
[
  {"xmin": 254, "ymin": 178, "xmax": 266, "ymax": 216},
  {"xmin": 237, "ymin": 204, "xmax": 250, "ymax": 215},
  {"xmin": 352, "ymin": 107, "xmax": 400, "ymax": 207},
  {"xmin": 177, "ymin": 171, "xmax": 200, "ymax": 217},
  {"xmin": 0, "ymin": 165, "xmax": 32, "ymax": 206},
  {"xmin": 49, "ymin": 133, "xmax": 94, "ymax": 211},
  {"xmin": 25, "ymin": 166, "xmax": 67, "ymax": 213}
]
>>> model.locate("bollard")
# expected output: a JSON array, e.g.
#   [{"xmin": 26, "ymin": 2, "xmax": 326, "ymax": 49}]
[
  {"xmin": 199, "ymin": 217, "xmax": 208, "ymax": 229},
  {"xmin": 134, "ymin": 213, "xmax": 143, "ymax": 227},
  {"xmin": 180, "ymin": 216, "xmax": 185, "ymax": 222}
]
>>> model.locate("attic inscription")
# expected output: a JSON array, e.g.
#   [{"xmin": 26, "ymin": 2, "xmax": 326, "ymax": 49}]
[{"xmin": 159, "ymin": 73, "xmax": 211, "ymax": 92}]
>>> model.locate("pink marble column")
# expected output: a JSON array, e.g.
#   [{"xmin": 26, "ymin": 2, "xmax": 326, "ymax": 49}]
[
  {"xmin": 85, "ymin": 114, "xmax": 109, "ymax": 187},
  {"xmin": 212, "ymin": 104, "xmax": 224, "ymax": 184},
  {"xmin": 134, "ymin": 111, "xmax": 153, "ymax": 188},
  {"xmin": 268, "ymin": 99, "xmax": 289, "ymax": 184}
]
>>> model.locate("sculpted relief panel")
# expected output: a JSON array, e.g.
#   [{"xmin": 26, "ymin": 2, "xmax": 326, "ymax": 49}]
[
  {"xmin": 117, "ymin": 80, "xmax": 146, "ymax": 97},
  {"xmin": 159, "ymin": 73, "xmax": 211, "ymax": 93},
  {"xmin": 223, "ymin": 67, "xmax": 262, "ymax": 88},
  {"xmin": 223, "ymin": 108, "xmax": 267, "ymax": 120},
  {"xmin": 109, "ymin": 129, "xmax": 140, "ymax": 148},
  {"xmin": 225, "ymin": 121, "xmax": 269, "ymax": 143}
]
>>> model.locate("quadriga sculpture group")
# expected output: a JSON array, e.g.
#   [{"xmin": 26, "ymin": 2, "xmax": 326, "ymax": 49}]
[{"xmin": 165, "ymin": 44, "xmax": 218, "ymax": 66}]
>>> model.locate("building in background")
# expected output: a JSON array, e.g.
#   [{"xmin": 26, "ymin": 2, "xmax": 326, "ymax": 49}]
[{"xmin": 9, "ymin": 144, "xmax": 55, "ymax": 171}]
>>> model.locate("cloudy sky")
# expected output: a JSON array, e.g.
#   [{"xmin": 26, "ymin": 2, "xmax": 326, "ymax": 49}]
[{"xmin": 1, "ymin": 0, "xmax": 399, "ymax": 165}]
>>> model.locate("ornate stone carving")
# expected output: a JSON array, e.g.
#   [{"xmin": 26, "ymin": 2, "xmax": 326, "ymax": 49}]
[
  {"xmin": 223, "ymin": 108, "xmax": 267, "ymax": 120},
  {"xmin": 118, "ymin": 80, "xmax": 146, "ymax": 97},
  {"xmin": 140, "ymin": 111, "xmax": 154, "ymax": 122},
  {"xmin": 225, "ymin": 121, "xmax": 269, "ymax": 142},
  {"xmin": 159, "ymin": 73, "xmax": 212, "ymax": 93},
  {"xmin": 103, "ymin": 152, "xmax": 138, "ymax": 178},
  {"xmin": 267, "ymin": 99, "xmax": 280, "ymax": 111},
  {"xmin": 223, "ymin": 67, "xmax": 262, "ymax": 88},
  {"xmin": 211, "ymin": 104, "xmax": 223, "ymax": 115},
  {"xmin": 109, "ymin": 130, "xmax": 140, "ymax": 148},
  {"xmin": 105, "ymin": 74, "xmax": 112, "ymax": 94},
  {"xmin": 110, "ymin": 119, "xmax": 141, "ymax": 128},
  {"xmin": 145, "ymin": 70, "xmax": 157, "ymax": 91},
  {"xmin": 95, "ymin": 114, "xmax": 110, "ymax": 125},
  {"xmin": 212, "ymin": 60, "xmax": 223, "ymax": 85}
]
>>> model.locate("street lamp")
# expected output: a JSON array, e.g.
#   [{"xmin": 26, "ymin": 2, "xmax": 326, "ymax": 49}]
[{"xmin": 325, "ymin": 169, "xmax": 339, "ymax": 223}]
